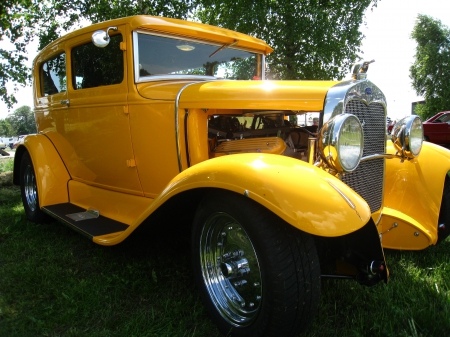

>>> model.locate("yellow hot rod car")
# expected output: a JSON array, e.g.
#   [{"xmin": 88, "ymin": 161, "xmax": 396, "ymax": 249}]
[{"xmin": 13, "ymin": 15, "xmax": 450, "ymax": 336}]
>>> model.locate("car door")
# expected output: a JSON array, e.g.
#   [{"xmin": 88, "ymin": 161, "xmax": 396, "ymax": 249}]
[
  {"xmin": 444, "ymin": 113, "xmax": 450, "ymax": 143},
  {"xmin": 34, "ymin": 51, "xmax": 70, "ymax": 156},
  {"xmin": 432, "ymin": 113, "xmax": 450, "ymax": 144},
  {"xmin": 65, "ymin": 25, "xmax": 143, "ymax": 195}
]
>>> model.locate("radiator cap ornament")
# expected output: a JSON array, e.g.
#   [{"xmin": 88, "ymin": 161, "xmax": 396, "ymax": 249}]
[{"xmin": 352, "ymin": 60, "xmax": 375, "ymax": 80}]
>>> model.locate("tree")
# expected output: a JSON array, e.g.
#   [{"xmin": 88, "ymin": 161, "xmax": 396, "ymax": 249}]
[
  {"xmin": 195, "ymin": 0, "xmax": 378, "ymax": 80},
  {"xmin": 0, "ymin": 0, "xmax": 194, "ymax": 108},
  {"xmin": 410, "ymin": 14, "xmax": 450, "ymax": 120},
  {"xmin": 33, "ymin": 0, "xmax": 194, "ymax": 49},
  {"xmin": 3, "ymin": 0, "xmax": 378, "ymax": 108},
  {"xmin": 0, "ymin": 0, "xmax": 37, "ymax": 109},
  {"xmin": 6, "ymin": 105, "xmax": 37, "ymax": 135},
  {"xmin": 0, "ymin": 119, "xmax": 14, "ymax": 137}
]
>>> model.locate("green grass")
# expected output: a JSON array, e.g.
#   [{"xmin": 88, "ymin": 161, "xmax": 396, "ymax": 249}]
[
  {"xmin": 0, "ymin": 157, "xmax": 14, "ymax": 173},
  {"xmin": 0, "ymin": 186, "xmax": 449, "ymax": 336}
]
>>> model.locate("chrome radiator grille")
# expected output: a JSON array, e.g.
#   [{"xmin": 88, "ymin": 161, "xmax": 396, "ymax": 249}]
[{"xmin": 341, "ymin": 100, "xmax": 385, "ymax": 213}]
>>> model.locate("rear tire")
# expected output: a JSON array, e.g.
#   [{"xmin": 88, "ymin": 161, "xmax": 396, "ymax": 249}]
[
  {"xmin": 19, "ymin": 152, "xmax": 49, "ymax": 223},
  {"xmin": 191, "ymin": 190, "xmax": 321, "ymax": 337}
]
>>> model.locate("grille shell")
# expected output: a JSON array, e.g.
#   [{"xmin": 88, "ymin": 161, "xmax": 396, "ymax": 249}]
[{"xmin": 341, "ymin": 100, "xmax": 386, "ymax": 213}]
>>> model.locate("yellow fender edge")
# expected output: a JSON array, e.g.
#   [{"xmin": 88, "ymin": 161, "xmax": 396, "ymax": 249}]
[
  {"xmin": 95, "ymin": 153, "xmax": 372, "ymax": 245},
  {"xmin": 14, "ymin": 134, "xmax": 71, "ymax": 207}
]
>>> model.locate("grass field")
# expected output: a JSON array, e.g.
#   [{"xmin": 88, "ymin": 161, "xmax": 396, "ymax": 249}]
[{"xmin": 1, "ymin": 158, "xmax": 449, "ymax": 336}]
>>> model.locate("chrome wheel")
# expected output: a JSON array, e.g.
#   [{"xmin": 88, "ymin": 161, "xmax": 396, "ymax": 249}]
[
  {"xmin": 193, "ymin": 190, "xmax": 321, "ymax": 336},
  {"xmin": 24, "ymin": 164, "xmax": 38, "ymax": 211},
  {"xmin": 199, "ymin": 212, "xmax": 262, "ymax": 327},
  {"xmin": 20, "ymin": 152, "xmax": 49, "ymax": 223}
]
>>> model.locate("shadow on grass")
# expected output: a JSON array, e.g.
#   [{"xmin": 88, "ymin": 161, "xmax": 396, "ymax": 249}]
[
  {"xmin": 0, "ymin": 187, "xmax": 220, "ymax": 337},
  {"xmin": 302, "ymin": 240, "xmax": 450, "ymax": 337}
]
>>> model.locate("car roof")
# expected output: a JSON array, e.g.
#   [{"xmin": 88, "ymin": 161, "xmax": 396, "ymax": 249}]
[{"xmin": 38, "ymin": 15, "xmax": 274, "ymax": 57}]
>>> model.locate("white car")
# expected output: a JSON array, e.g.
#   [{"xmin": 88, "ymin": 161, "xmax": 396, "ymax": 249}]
[{"xmin": 0, "ymin": 138, "xmax": 7, "ymax": 150}]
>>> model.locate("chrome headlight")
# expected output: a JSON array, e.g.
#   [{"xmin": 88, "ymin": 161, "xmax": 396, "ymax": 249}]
[
  {"xmin": 318, "ymin": 114, "xmax": 364, "ymax": 173},
  {"xmin": 391, "ymin": 115, "xmax": 423, "ymax": 159}
]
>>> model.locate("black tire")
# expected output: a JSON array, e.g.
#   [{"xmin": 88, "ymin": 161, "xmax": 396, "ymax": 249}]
[
  {"xmin": 19, "ymin": 152, "xmax": 50, "ymax": 223},
  {"xmin": 438, "ymin": 177, "xmax": 450, "ymax": 243},
  {"xmin": 191, "ymin": 190, "xmax": 321, "ymax": 337}
]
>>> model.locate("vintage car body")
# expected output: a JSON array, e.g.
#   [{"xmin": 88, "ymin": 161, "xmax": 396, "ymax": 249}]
[
  {"xmin": 13, "ymin": 15, "xmax": 450, "ymax": 337},
  {"xmin": 422, "ymin": 111, "xmax": 450, "ymax": 146}
]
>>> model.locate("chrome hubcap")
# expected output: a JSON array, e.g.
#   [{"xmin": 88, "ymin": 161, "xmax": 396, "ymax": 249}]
[
  {"xmin": 199, "ymin": 212, "xmax": 262, "ymax": 327},
  {"xmin": 24, "ymin": 165, "xmax": 37, "ymax": 212}
]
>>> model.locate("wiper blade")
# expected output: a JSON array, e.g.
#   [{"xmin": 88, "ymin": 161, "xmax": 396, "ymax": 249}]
[{"xmin": 209, "ymin": 40, "xmax": 238, "ymax": 58}]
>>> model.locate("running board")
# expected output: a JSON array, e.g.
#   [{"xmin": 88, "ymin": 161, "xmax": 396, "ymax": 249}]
[{"xmin": 42, "ymin": 203, "xmax": 129, "ymax": 239}]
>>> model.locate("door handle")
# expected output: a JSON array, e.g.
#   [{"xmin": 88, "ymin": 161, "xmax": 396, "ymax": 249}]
[{"xmin": 60, "ymin": 99, "xmax": 70, "ymax": 106}]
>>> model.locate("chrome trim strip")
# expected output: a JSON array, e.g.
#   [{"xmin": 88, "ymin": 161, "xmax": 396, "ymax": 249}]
[
  {"xmin": 133, "ymin": 31, "xmax": 140, "ymax": 83},
  {"xmin": 137, "ymin": 75, "xmax": 217, "ymax": 83},
  {"xmin": 328, "ymin": 181, "xmax": 355, "ymax": 209},
  {"xmin": 174, "ymin": 81, "xmax": 213, "ymax": 172},
  {"xmin": 261, "ymin": 55, "xmax": 266, "ymax": 80},
  {"xmin": 328, "ymin": 181, "xmax": 363, "ymax": 221},
  {"xmin": 360, "ymin": 153, "xmax": 400, "ymax": 162},
  {"xmin": 136, "ymin": 29, "xmax": 225, "ymax": 46},
  {"xmin": 374, "ymin": 211, "xmax": 383, "ymax": 227}
]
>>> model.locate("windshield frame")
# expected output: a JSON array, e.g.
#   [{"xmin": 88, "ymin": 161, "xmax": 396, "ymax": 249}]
[{"xmin": 132, "ymin": 30, "xmax": 265, "ymax": 83}]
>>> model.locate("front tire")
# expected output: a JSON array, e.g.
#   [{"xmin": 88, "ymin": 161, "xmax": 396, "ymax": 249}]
[
  {"xmin": 19, "ymin": 152, "xmax": 49, "ymax": 223},
  {"xmin": 192, "ymin": 190, "xmax": 321, "ymax": 337}
]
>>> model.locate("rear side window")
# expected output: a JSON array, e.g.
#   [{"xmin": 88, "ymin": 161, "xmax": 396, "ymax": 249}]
[
  {"xmin": 40, "ymin": 53, "xmax": 66, "ymax": 96},
  {"xmin": 72, "ymin": 34, "xmax": 124, "ymax": 90}
]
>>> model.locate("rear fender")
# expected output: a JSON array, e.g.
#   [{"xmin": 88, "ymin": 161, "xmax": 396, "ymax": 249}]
[
  {"xmin": 14, "ymin": 134, "xmax": 70, "ymax": 207},
  {"xmin": 153, "ymin": 153, "xmax": 371, "ymax": 238}
]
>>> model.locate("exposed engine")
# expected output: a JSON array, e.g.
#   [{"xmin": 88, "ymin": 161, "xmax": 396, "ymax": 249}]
[{"xmin": 207, "ymin": 112, "xmax": 318, "ymax": 161}]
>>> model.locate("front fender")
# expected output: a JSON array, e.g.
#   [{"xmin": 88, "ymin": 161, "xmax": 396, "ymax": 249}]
[
  {"xmin": 154, "ymin": 153, "xmax": 371, "ymax": 237},
  {"xmin": 14, "ymin": 134, "xmax": 71, "ymax": 207},
  {"xmin": 380, "ymin": 141, "xmax": 450, "ymax": 249}
]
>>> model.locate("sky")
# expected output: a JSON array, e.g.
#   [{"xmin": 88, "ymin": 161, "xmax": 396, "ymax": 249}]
[
  {"xmin": 1, "ymin": 0, "xmax": 450, "ymax": 120},
  {"xmin": 358, "ymin": 0, "xmax": 450, "ymax": 121}
]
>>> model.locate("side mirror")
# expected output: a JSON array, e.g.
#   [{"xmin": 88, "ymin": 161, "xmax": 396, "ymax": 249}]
[{"xmin": 92, "ymin": 27, "xmax": 118, "ymax": 48}]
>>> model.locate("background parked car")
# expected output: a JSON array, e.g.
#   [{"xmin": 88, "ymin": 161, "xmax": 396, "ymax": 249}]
[
  {"xmin": 387, "ymin": 119, "xmax": 396, "ymax": 134},
  {"xmin": 0, "ymin": 138, "xmax": 8, "ymax": 156},
  {"xmin": 13, "ymin": 135, "xmax": 26, "ymax": 149},
  {"xmin": 422, "ymin": 111, "xmax": 450, "ymax": 146}
]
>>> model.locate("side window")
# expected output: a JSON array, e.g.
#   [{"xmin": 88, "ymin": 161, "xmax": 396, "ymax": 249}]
[
  {"xmin": 40, "ymin": 53, "xmax": 66, "ymax": 96},
  {"xmin": 72, "ymin": 34, "xmax": 124, "ymax": 89}
]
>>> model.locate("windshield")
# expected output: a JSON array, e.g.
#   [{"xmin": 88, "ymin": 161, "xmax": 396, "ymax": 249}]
[{"xmin": 134, "ymin": 32, "xmax": 263, "ymax": 82}]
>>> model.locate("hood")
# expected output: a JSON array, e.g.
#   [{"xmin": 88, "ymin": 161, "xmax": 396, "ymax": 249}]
[{"xmin": 137, "ymin": 80, "xmax": 339, "ymax": 112}]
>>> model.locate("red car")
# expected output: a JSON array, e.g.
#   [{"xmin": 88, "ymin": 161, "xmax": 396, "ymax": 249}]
[{"xmin": 422, "ymin": 111, "xmax": 450, "ymax": 146}]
